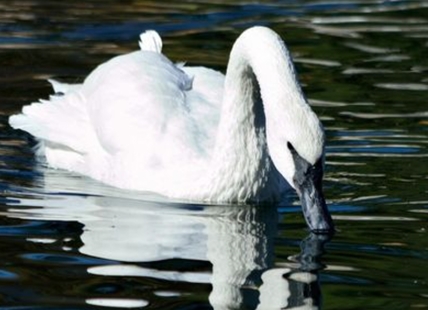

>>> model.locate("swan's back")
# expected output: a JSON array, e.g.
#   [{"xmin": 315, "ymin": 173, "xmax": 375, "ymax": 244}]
[
  {"xmin": 83, "ymin": 51, "xmax": 196, "ymax": 156},
  {"xmin": 10, "ymin": 31, "xmax": 225, "ymax": 195}
]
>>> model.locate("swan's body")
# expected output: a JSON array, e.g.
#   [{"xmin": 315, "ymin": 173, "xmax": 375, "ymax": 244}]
[{"xmin": 9, "ymin": 26, "xmax": 334, "ymax": 232}]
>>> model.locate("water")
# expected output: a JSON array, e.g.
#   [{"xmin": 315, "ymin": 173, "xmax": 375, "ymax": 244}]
[{"xmin": 1, "ymin": 0, "xmax": 428, "ymax": 309}]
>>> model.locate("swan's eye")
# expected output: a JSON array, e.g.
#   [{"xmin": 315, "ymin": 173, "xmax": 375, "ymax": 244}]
[{"xmin": 287, "ymin": 141, "xmax": 323, "ymax": 186}]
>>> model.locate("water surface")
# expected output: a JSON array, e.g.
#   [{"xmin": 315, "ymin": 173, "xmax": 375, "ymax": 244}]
[{"xmin": 1, "ymin": 1, "xmax": 428, "ymax": 309}]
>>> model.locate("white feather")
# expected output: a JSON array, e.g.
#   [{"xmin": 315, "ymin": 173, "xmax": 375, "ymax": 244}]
[{"xmin": 139, "ymin": 30, "xmax": 162, "ymax": 53}]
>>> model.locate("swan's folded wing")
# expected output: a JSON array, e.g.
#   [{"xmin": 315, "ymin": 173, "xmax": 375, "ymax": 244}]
[
  {"xmin": 182, "ymin": 66, "xmax": 225, "ymax": 147},
  {"xmin": 80, "ymin": 51, "xmax": 199, "ymax": 156},
  {"xmin": 9, "ymin": 84, "xmax": 97, "ymax": 155}
]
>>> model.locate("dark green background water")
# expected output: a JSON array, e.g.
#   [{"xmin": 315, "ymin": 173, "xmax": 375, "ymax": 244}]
[{"xmin": 1, "ymin": 1, "xmax": 427, "ymax": 309}]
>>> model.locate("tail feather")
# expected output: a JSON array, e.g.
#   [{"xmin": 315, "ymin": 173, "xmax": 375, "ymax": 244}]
[
  {"xmin": 139, "ymin": 30, "xmax": 162, "ymax": 53},
  {"xmin": 9, "ymin": 81, "xmax": 96, "ymax": 155},
  {"xmin": 48, "ymin": 79, "xmax": 82, "ymax": 94}
]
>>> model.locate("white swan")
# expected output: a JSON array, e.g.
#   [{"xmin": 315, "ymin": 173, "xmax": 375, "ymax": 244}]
[{"xmin": 9, "ymin": 26, "xmax": 333, "ymax": 232}]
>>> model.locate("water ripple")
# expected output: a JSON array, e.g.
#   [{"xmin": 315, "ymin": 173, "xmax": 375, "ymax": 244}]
[
  {"xmin": 86, "ymin": 298, "xmax": 149, "ymax": 309},
  {"xmin": 20, "ymin": 253, "xmax": 112, "ymax": 266},
  {"xmin": 341, "ymin": 111, "xmax": 428, "ymax": 119},
  {"xmin": 375, "ymin": 83, "xmax": 428, "ymax": 91}
]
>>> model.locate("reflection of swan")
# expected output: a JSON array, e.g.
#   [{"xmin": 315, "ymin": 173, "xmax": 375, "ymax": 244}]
[
  {"xmin": 9, "ymin": 26, "xmax": 333, "ymax": 232},
  {"xmin": 6, "ymin": 189, "xmax": 330, "ymax": 309},
  {"xmin": 258, "ymin": 233, "xmax": 330, "ymax": 310}
]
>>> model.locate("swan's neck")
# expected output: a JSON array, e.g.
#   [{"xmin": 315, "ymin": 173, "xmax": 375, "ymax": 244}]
[{"xmin": 203, "ymin": 27, "xmax": 306, "ymax": 202}]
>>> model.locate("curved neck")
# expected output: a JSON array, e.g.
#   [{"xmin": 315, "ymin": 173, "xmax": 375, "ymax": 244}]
[
  {"xmin": 201, "ymin": 27, "xmax": 309, "ymax": 202},
  {"xmin": 224, "ymin": 27, "xmax": 304, "ymax": 114}
]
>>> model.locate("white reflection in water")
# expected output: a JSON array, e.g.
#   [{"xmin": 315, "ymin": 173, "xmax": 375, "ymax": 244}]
[
  {"xmin": 340, "ymin": 111, "xmax": 428, "ymax": 119},
  {"xmin": 5, "ymin": 171, "xmax": 330, "ymax": 309},
  {"xmin": 365, "ymin": 54, "xmax": 411, "ymax": 62},
  {"xmin": 375, "ymin": 83, "xmax": 428, "ymax": 91},
  {"xmin": 334, "ymin": 215, "xmax": 418, "ymax": 221},
  {"xmin": 295, "ymin": 57, "xmax": 342, "ymax": 67},
  {"xmin": 344, "ymin": 42, "xmax": 398, "ymax": 54},
  {"xmin": 86, "ymin": 298, "xmax": 149, "ymax": 309},
  {"xmin": 311, "ymin": 16, "xmax": 427, "ymax": 25},
  {"xmin": 342, "ymin": 68, "xmax": 395, "ymax": 75}
]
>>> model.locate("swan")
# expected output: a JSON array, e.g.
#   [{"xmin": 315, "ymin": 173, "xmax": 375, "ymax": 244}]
[{"xmin": 9, "ymin": 26, "xmax": 334, "ymax": 232}]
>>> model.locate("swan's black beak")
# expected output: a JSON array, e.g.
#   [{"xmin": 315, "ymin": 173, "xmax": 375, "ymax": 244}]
[
  {"xmin": 287, "ymin": 142, "xmax": 334, "ymax": 234},
  {"xmin": 297, "ymin": 175, "xmax": 334, "ymax": 234}
]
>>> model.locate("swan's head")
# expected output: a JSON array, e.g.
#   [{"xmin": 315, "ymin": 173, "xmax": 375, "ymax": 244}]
[{"xmin": 268, "ymin": 108, "xmax": 334, "ymax": 234}]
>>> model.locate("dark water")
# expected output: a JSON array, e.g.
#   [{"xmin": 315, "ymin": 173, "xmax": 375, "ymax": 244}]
[{"xmin": 1, "ymin": 1, "xmax": 428, "ymax": 309}]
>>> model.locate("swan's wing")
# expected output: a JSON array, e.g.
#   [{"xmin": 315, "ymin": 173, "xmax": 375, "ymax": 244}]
[
  {"xmin": 183, "ymin": 66, "xmax": 224, "ymax": 111},
  {"xmin": 8, "ymin": 78, "xmax": 102, "ymax": 173},
  {"xmin": 80, "ymin": 51, "xmax": 197, "ymax": 156},
  {"xmin": 9, "ymin": 31, "xmax": 225, "ymax": 192},
  {"xmin": 9, "ymin": 81, "xmax": 95, "ymax": 156},
  {"xmin": 77, "ymin": 51, "xmax": 226, "ymax": 191},
  {"xmin": 182, "ymin": 66, "xmax": 225, "ymax": 149}
]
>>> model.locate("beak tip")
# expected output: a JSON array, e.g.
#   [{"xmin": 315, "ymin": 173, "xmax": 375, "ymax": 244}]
[
  {"xmin": 301, "ymin": 203, "xmax": 335, "ymax": 235},
  {"xmin": 310, "ymin": 224, "xmax": 335, "ymax": 235}
]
